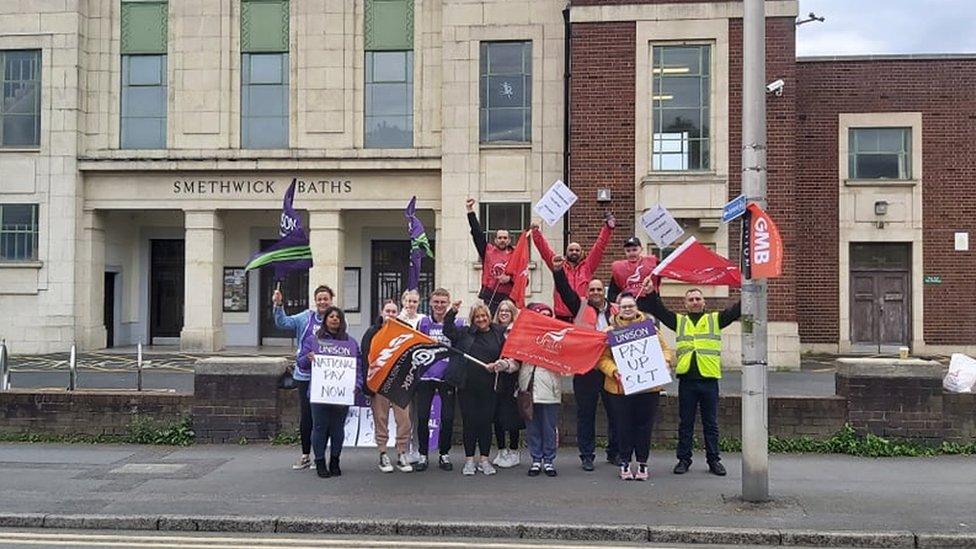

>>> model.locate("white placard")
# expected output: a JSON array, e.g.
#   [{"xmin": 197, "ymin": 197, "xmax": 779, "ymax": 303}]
[
  {"xmin": 310, "ymin": 354, "xmax": 357, "ymax": 406},
  {"xmin": 608, "ymin": 320, "xmax": 672, "ymax": 395},
  {"xmin": 342, "ymin": 406, "xmax": 361, "ymax": 447},
  {"xmin": 640, "ymin": 204, "xmax": 685, "ymax": 249},
  {"xmin": 356, "ymin": 405, "xmax": 397, "ymax": 448},
  {"xmin": 955, "ymin": 232, "xmax": 969, "ymax": 252},
  {"xmin": 533, "ymin": 180, "xmax": 578, "ymax": 226}
]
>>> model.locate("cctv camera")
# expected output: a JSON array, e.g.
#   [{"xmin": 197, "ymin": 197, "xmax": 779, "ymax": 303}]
[{"xmin": 766, "ymin": 79, "xmax": 785, "ymax": 96}]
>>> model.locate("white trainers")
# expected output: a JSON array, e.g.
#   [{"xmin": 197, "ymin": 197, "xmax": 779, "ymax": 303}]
[
  {"xmin": 462, "ymin": 460, "xmax": 477, "ymax": 476},
  {"xmin": 378, "ymin": 453, "xmax": 394, "ymax": 473},
  {"xmin": 292, "ymin": 455, "xmax": 311, "ymax": 470},
  {"xmin": 478, "ymin": 459, "xmax": 497, "ymax": 476},
  {"xmin": 491, "ymin": 448, "xmax": 507, "ymax": 467},
  {"xmin": 396, "ymin": 453, "xmax": 414, "ymax": 473},
  {"xmin": 499, "ymin": 449, "xmax": 520, "ymax": 468}
]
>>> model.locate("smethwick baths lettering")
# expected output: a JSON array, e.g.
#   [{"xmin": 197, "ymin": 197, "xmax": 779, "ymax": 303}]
[{"xmin": 172, "ymin": 179, "xmax": 353, "ymax": 195}]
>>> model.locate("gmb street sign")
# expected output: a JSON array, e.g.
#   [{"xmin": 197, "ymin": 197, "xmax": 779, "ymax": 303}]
[{"xmin": 722, "ymin": 194, "xmax": 747, "ymax": 223}]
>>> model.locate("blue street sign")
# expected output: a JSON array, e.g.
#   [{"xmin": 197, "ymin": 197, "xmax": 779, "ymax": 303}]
[{"xmin": 722, "ymin": 194, "xmax": 747, "ymax": 223}]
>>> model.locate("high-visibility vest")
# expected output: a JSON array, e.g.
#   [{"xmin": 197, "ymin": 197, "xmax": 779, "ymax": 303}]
[{"xmin": 675, "ymin": 312, "xmax": 722, "ymax": 378}]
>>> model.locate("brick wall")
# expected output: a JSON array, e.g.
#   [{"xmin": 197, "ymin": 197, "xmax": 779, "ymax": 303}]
[
  {"xmin": 796, "ymin": 58, "xmax": 976, "ymax": 344},
  {"xmin": 0, "ymin": 390, "xmax": 191, "ymax": 436}
]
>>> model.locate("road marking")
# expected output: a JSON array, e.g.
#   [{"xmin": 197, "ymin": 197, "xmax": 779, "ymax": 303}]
[{"xmin": 0, "ymin": 531, "xmax": 649, "ymax": 549}]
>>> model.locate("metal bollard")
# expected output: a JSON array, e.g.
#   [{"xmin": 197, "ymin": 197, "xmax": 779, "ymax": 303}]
[
  {"xmin": 0, "ymin": 339, "xmax": 10, "ymax": 391},
  {"xmin": 137, "ymin": 342, "xmax": 143, "ymax": 391},
  {"xmin": 68, "ymin": 344, "xmax": 77, "ymax": 391}
]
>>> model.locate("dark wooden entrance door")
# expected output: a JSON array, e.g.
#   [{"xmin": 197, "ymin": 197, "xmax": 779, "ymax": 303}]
[
  {"xmin": 103, "ymin": 272, "xmax": 116, "ymax": 348},
  {"xmin": 370, "ymin": 240, "xmax": 434, "ymax": 324},
  {"xmin": 150, "ymin": 239, "xmax": 184, "ymax": 341},
  {"xmin": 850, "ymin": 243, "xmax": 911, "ymax": 349},
  {"xmin": 259, "ymin": 239, "xmax": 309, "ymax": 342}
]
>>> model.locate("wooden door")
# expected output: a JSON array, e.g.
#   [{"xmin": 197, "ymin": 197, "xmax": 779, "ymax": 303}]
[
  {"xmin": 849, "ymin": 243, "xmax": 911, "ymax": 348},
  {"xmin": 150, "ymin": 240, "xmax": 184, "ymax": 340}
]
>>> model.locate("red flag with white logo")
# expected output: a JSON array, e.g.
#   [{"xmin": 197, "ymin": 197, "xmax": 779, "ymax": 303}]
[
  {"xmin": 651, "ymin": 237, "xmax": 742, "ymax": 287},
  {"xmin": 504, "ymin": 231, "xmax": 531, "ymax": 308},
  {"xmin": 743, "ymin": 203, "xmax": 783, "ymax": 279},
  {"xmin": 501, "ymin": 309, "xmax": 607, "ymax": 375}
]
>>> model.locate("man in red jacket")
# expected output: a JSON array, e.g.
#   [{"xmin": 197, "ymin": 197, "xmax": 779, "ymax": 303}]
[
  {"xmin": 466, "ymin": 198, "xmax": 514, "ymax": 313},
  {"xmin": 608, "ymin": 236, "xmax": 659, "ymax": 303},
  {"xmin": 531, "ymin": 213, "xmax": 615, "ymax": 322}
]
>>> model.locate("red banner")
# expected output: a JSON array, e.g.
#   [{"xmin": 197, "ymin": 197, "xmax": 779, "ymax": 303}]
[
  {"xmin": 505, "ymin": 231, "xmax": 531, "ymax": 308},
  {"xmin": 501, "ymin": 309, "xmax": 607, "ymax": 375},
  {"xmin": 651, "ymin": 237, "xmax": 742, "ymax": 287},
  {"xmin": 743, "ymin": 203, "xmax": 783, "ymax": 279}
]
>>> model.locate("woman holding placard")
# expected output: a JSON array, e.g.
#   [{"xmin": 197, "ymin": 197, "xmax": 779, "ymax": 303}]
[
  {"xmin": 596, "ymin": 293, "xmax": 674, "ymax": 481},
  {"xmin": 297, "ymin": 306, "xmax": 361, "ymax": 479}
]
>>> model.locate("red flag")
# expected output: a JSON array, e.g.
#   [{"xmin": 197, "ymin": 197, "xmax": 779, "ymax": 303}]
[
  {"xmin": 504, "ymin": 231, "xmax": 531, "ymax": 308},
  {"xmin": 501, "ymin": 309, "xmax": 607, "ymax": 375},
  {"xmin": 743, "ymin": 203, "xmax": 783, "ymax": 279},
  {"xmin": 652, "ymin": 237, "xmax": 742, "ymax": 287}
]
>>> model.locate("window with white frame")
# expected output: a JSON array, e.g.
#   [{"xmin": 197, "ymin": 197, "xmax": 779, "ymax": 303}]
[
  {"xmin": 0, "ymin": 204, "xmax": 38, "ymax": 261},
  {"xmin": 241, "ymin": 52, "xmax": 289, "ymax": 149},
  {"xmin": 478, "ymin": 202, "xmax": 530, "ymax": 243},
  {"xmin": 848, "ymin": 127, "xmax": 912, "ymax": 180},
  {"xmin": 365, "ymin": 50, "xmax": 413, "ymax": 148},
  {"xmin": 1, "ymin": 50, "xmax": 41, "ymax": 148},
  {"xmin": 121, "ymin": 55, "xmax": 167, "ymax": 148},
  {"xmin": 651, "ymin": 45, "xmax": 710, "ymax": 171}
]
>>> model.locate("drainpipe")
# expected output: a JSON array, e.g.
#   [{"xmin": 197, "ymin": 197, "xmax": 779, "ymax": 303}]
[{"xmin": 562, "ymin": 6, "xmax": 572, "ymax": 252}]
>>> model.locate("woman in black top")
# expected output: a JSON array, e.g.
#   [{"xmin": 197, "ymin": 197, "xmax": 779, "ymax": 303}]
[{"xmin": 442, "ymin": 299, "xmax": 507, "ymax": 476}]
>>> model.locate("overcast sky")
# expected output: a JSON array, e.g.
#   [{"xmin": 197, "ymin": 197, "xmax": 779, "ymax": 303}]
[{"xmin": 796, "ymin": 0, "xmax": 976, "ymax": 57}]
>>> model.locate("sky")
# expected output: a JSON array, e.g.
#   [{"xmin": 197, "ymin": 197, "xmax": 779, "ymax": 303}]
[{"xmin": 796, "ymin": 0, "xmax": 976, "ymax": 57}]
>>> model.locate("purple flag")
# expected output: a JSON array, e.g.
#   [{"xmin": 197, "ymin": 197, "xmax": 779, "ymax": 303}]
[
  {"xmin": 244, "ymin": 179, "xmax": 313, "ymax": 280},
  {"xmin": 405, "ymin": 196, "xmax": 433, "ymax": 291}
]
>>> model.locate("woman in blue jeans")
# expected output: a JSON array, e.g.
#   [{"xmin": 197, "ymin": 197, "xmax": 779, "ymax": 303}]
[
  {"xmin": 517, "ymin": 303, "xmax": 564, "ymax": 477},
  {"xmin": 297, "ymin": 306, "xmax": 362, "ymax": 478}
]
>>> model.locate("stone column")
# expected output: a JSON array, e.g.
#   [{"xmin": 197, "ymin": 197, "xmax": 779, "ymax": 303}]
[
  {"xmin": 308, "ymin": 209, "xmax": 344, "ymax": 306},
  {"xmin": 75, "ymin": 210, "xmax": 107, "ymax": 350},
  {"xmin": 181, "ymin": 209, "xmax": 224, "ymax": 351}
]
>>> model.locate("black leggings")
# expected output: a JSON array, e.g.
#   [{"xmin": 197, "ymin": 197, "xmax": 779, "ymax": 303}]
[
  {"xmin": 494, "ymin": 423, "xmax": 520, "ymax": 450},
  {"xmin": 415, "ymin": 381, "xmax": 457, "ymax": 456},
  {"xmin": 611, "ymin": 391, "xmax": 660, "ymax": 464},
  {"xmin": 459, "ymin": 385, "xmax": 497, "ymax": 458},
  {"xmin": 296, "ymin": 379, "xmax": 312, "ymax": 455}
]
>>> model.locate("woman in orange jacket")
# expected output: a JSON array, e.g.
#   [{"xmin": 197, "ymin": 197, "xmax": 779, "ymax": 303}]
[{"xmin": 596, "ymin": 293, "xmax": 674, "ymax": 481}]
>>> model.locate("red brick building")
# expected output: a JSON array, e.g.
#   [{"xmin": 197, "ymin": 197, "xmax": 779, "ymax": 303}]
[{"xmin": 567, "ymin": 0, "xmax": 976, "ymax": 367}]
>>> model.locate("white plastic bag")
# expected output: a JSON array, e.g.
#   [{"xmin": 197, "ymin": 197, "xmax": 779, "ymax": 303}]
[{"xmin": 943, "ymin": 353, "xmax": 976, "ymax": 393}]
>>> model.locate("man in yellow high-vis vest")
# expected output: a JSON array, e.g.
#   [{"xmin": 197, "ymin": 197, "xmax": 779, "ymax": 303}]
[{"xmin": 640, "ymin": 286, "xmax": 740, "ymax": 476}]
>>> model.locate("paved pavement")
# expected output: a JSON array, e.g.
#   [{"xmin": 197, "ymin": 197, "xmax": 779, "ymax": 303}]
[{"xmin": 0, "ymin": 443, "xmax": 972, "ymax": 536}]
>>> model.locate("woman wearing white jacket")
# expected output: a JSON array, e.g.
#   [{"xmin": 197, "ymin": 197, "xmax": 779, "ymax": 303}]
[{"xmin": 518, "ymin": 302, "xmax": 563, "ymax": 477}]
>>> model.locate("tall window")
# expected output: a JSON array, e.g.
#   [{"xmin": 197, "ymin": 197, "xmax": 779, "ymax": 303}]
[
  {"xmin": 848, "ymin": 128, "xmax": 912, "ymax": 180},
  {"xmin": 120, "ymin": 1, "xmax": 168, "ymax": 149},
  {"xmin": 480, "ymin": 41, "xmax": 532, "ymax": 143},
  {"xmin": 651, "ymin": 45, "xmax": 710, "ymax": 171},
  {"xmin": 0, "ymin": 50, "xmax": 41, "ymax": 148},
  {"xmin": 0, "ymin": 204, "xmax": 38, "ymax": 261},
  {"xmin": 364, "ymin": 0, "xmax": 414, "ymax": 148},
  {"xmin": 365, "ymin": 51, "xmax": 413, "ymax": 148},
  {"xmin": 241, "ymin": 0, "xmax": 290, "ymax": 149},
  {"xmin": 479, "ymin": 202, "xmax": 530, "ymax": 243}
]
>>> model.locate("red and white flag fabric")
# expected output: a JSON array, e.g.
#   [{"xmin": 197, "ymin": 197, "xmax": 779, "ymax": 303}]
[
  {"xmin": 501, "ymin": 309, "xmax": 607, "ymax": 375},
  {"xmin": 743, "ymin": 203, "xmax": 783, "ymax": 279},
  {"xmin": 504, "ymin": 231, "xmax": 531, "ymax": 308},
  {"xmin": 652, "ymin": 237, "xmax": 742, "ymax": 287}
]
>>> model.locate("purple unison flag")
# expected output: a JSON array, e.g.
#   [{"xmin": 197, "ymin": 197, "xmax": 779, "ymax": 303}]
[
  {"xmin": 244, "ymin": 179, "xmax": 313, "ymax": 280},
  {"xmin": 405, "ymin": 196, "xmax": 433, "ymax": 291}
]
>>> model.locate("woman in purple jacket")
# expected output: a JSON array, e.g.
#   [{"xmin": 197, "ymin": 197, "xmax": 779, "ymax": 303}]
[{"xmin": 297, "ymin": 306, "xmax": 362, "ymax": 478}]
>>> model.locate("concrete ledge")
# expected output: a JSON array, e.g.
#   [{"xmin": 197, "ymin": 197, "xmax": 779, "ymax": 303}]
[
  {"xmin": 194, "ymin": 356, "xmax": 289, "ymax": 376},
  {"xmin": 648, "ymin": 525, "xmax": 781, "ymax": 545},
  {"xmin": 520, "ymin": 522, "xmax": 647, "ymax": 542},
  {"xmin": 158, "ymin": 515, "xmax": 199, "ymax": 531},
  {"xmin": 916, "ymin": 533, "xmax": 976, "ymax": 548},
  {"xmin": 836, "ymin": 357, "xmax": 943, "ymax": 378},
  {"xmin": 781, "ymin": 530, "xmax": 916, "ymax": 548},
  {"xmin": 193, "ymin": 515, "xmax": 277, "ymax": 533},
  {"xmin": 395, "ymin": 520, "xmax": 517, "ymax": 538},
  {"xmin": 277, "ymin": 518, "xmax": 396, "ymax": 535},
  {"xmin": 0, "ymin": 513, "xmax": 45, "ymax": 528}
]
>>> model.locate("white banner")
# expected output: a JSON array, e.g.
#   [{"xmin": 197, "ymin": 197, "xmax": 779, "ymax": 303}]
[
  {"xmin": 640, "ymin": 204, "xmax": 684, "ymax": 249},
  {"xmin": 310, "ymin": 354, "xmax": 357, "ymax": 406},
  {"xmin": 533, "ymin": 180, "xmax": 578, "ymax": 226}
]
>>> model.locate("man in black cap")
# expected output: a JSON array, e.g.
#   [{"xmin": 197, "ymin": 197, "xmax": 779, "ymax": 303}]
[{"xmin": 608, "ymin": 236, "xmax": 659, "ymax": 303}]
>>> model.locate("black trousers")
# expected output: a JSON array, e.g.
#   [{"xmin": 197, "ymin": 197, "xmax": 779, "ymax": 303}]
[
  {"xmin": 459, "ymin": 384, "xmax": 497, "ymax": 458},
  {"xmin": 573, "ymin": 369, "xmax": 618, "ymax": 460},
  {"xmin": 609, "ymin": 392, "xmax": 660, "ymax": 464},
  {"xmin": 415, "ymin": 380, "xmax": 457, "ymax": 456},
  {"xmin": 310, "ymin": 403, "xmax": 348, "ymax": 461},
  {"xmin": 296, "ymin": 379, "xmax": 312, "ymax": 455},
  {"xmin": 676, "ymin": 378, "xmax": 721, "ymax": 463}
]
